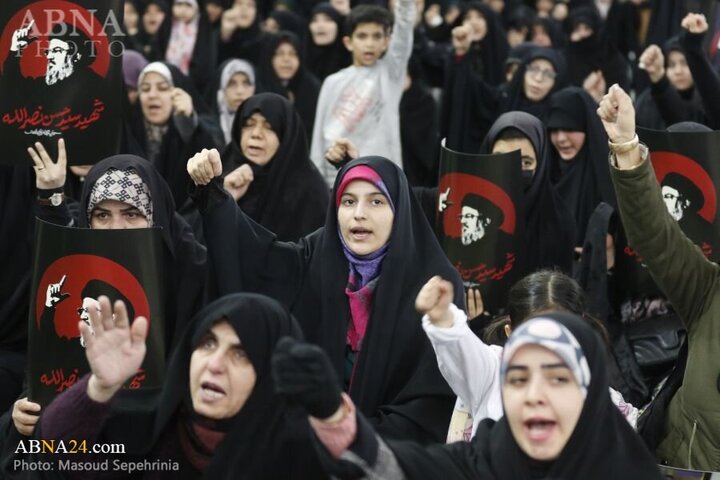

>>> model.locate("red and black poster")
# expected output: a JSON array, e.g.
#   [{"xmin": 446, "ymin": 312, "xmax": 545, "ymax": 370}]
[
  {"xmin": 0, "ymin": 0, "xmax": 123, "ymax": 166},
  {"xmin": 28, "ymin": 219, "xmax": 165, "ymax": 407},
  {"xmin": 615, "ymin": 127, "xmax": 720, "ymax": 295},
  {"xmin": 436, "ymin": 140, "xmax": 524, "ymax": 313}
]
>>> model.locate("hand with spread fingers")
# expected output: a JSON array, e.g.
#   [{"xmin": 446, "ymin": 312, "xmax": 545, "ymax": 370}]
[
  {"xmin": 84, "ymin": 296, "xmax": 148, "ymax": 403},
  {"xmin": 271, "ymin": 337, "xmax": 342, "ymax": 420},
  {"xmin": 29, "ymin": 138, "xmax": 67, "ymax": 190},
  {"xmin": 187, "ymin": 148, "xmax": 223, "ymax": 186},
  {"xmin": 415, "ymin": 276, "xmax": 455, "ymax": 328}
]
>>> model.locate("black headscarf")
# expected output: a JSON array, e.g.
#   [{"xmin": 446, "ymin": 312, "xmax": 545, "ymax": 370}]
[
  {"xmin": 268, "ymin": 9, "xmax": 309, "ymax": 48},
  {"xmin": 96, "ymin": 293, "xmax": 325, "ymax": 479},
  {"xmin": 130, "ymin": 62, "xmax": 222, "ymax": 212},
  {"xmin": 218, "ymin": 5, "xmax": 266, "ymax": 67},
  {"xmin": 563, "ymin": 6, "xmax": 630, "ymax": 90},
  {"xmin": 499, "ymin": 46, "xmax": 567, "ymax": 121},
  {"xmin": 80, "ymin": 155, "xmax": 206, "ymax": 350},
  {"xmin": 547, "ymin": 87, "xmax": 616, "ymax": 245},
  {"xmin": 156, "ymin": 1, "xmax": 218, "ymax": 93},
  {"xmin": 222, "ymin": 92, "xmax": 328, "ymax": 241},
  {"xmin": 389, "ymin": 311, "xmax": 663, "ymax": 479},
  {"xmin": 442, "ymin": 2, "xmax": 509, "ymax": 152},
  {"xmin": 532, "ymin": 16, "xmax": 567, "ymax": 48},
  {"xmin": 453, "ymin": 2, "xmax": 509, "ymax": 87},
  {"xmin": 133, "ymin": 0, "xmax": 170, "ymax": 62},
  {"xmin": 480, "ymin": 111, "xmax": 575, "ymax": 275},
  {"xmin": 201, "ymin": 156, "xmax": 464, "ymax": 444},
  {"xmin": 635, "ymin": 37, "xmax": 706, "ymax": 130},
  {"xmin": 257, "ymin": 31, "xmax": 321, "ymax": 138},
  {"xmin": 305, "ymin": 3, "xmax": 351, "ymax": 81}
]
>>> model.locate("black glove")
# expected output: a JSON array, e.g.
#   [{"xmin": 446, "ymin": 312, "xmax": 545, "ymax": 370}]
[{"xmin": 272, "ymin": 336, "xmax": 343, "ymax": 419}]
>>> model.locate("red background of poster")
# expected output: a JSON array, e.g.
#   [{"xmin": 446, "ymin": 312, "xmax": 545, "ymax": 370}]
[
  {"xmin": 35, "ymin": 254, "xmax": 150, "ymax": 339},
  {"xmin": 0, "ymin": 0, "xmax": 110, "ymax": 78}
]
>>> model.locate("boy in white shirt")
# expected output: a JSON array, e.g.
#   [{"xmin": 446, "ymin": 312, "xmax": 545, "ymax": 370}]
[{"xmin": 310, "ymin": 0, "xmax": 415, "ymax": 187}]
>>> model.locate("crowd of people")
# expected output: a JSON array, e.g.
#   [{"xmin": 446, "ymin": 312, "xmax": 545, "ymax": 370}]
[{"xmin": 2, "ymin": 0, "xmax": 720, "ymax": 477}]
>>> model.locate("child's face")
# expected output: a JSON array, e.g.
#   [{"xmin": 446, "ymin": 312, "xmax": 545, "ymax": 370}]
[{"xmin": 343, "ymin": 22, "xmax": 389, "ymax": 67}]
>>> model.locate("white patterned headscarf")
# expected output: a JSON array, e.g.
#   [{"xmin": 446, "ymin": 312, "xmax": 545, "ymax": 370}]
[
  {"xmin": 87, "ymin": 168, "xmax": 153, "ymax": 226},
  {"xmin": 501, "ymin": 317, "xmax": 592, "ymax": 399}
]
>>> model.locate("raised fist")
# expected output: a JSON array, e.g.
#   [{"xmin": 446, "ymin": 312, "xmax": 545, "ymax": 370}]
[{"xmin": 187, "ymin": 149, "xmax": 223, "ymax": 186}]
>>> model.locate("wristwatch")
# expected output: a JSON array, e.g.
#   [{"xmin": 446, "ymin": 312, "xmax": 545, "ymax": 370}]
[{"xmin": 37, "ymin": 192, "xmax": 64, "ymax": 207}]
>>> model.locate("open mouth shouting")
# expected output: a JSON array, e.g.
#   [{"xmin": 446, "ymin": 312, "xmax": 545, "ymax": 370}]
[
  {"xmin": 199, "ymin": 381, "xmax": 226, "ymax": 402},
  {"xmin": 523, "ymin": 417, "xmax": 557, "ymax": 443}
]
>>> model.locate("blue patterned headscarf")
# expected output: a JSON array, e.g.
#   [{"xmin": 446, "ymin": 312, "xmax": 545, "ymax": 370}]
[{"xmin": 501, "ymin": 316, "xmax": 592, "ymax": 398}]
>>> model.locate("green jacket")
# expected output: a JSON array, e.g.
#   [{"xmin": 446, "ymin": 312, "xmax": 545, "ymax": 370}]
[{"xmin": 611, "ymin": 149, "xmax": 720, "ymax": 471}]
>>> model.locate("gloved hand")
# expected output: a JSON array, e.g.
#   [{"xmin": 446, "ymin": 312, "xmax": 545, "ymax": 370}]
[{"xmin": 272, "ymin": 336, "xmax": 343, "ymax": 419}]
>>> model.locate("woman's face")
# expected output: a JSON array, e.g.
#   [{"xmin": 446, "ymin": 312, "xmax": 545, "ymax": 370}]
[
  {"xmin": 503, "ymin": 344, "xmax": 584, "ymax": 461},
  {"xmin": 492, "ymin": 137, "xmax": 537, "ymax": 174},
  {"xmin": 234, "ymin": 0, "xmax": 257, "ymax": 29},
  {"xmin": 206, "ymin": 2, "xmax": 224, "ymax": 24},
  {"xmin": 189, "ymin": 321, "xmax": 257, "ymax": 420},
  {"xmin": 310, "ymin": 12, "xmax": 338, "ymax": 46},
  {"xmin": 523, "ymin": 58, "xmax": 556, "ymax": 102},
  {"xmin": 224, "ymin": 72, "xmax": 255, "ymax": 112},
  {"xmin": 124, "ymin": 1, "xmax": 139, "ymax": 32},
  {"xmin": 172, "ymin": 1, "xmax": 197, "ymax": 23},
  {"xmin": 666, "ymin": 50, "xmax": 694, "ymax": 91},
  {"xmin": 240, "ymin": 112, "xmax": 280, "ymax": 166},
  {"xmin": 139, "ymin": 72, "xmax": 173, "ymax": 125},
  {"xmin": 337, "ymin": 179, "xmax": 394, "ymax": 256},
  {"xmin": 263, "ymin": 17, "xmax": 280, "ymax": 33},
  {"xmin": 143, "ymin": 4, "xmax": 166, "ymax": 34},
  {"xmin": 531, "ymin": 24, "xmax": 552, "ymax": 47},
  {"xmin": 463, "ymin": 9, "xmax": 487, "ymax": 42},
  {"xmin": 272, "ymin": 42, "xmax": 300, "ymax": 81},
  {"xmin": 550, "ymin": 129, "xmax": 586, "ymax": 161}
]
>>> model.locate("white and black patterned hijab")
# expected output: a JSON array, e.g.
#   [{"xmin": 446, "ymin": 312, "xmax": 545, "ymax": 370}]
[{"xmin": 86, "ymin": 167, "xmax": 153, "ymax": 226}]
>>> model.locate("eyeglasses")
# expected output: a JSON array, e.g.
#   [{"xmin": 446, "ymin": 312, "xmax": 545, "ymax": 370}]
[
  {"xmin": 526, "ymin": 65, "xmax": 557, "ymax": 81},
  {"xmin": 44, "ymin": 47, "xmax": 69, "ymax": 56}
]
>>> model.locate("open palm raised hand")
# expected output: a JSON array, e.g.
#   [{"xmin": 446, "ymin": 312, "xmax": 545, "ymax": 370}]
[{"xmin": 83, "ymin": 296, "xmax": 148, "ymax": 403}]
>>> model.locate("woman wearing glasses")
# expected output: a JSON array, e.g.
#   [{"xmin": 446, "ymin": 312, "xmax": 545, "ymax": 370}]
[{"xmin": 443, "ymin": 44, "xmax": 566, "ymax": 153}]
